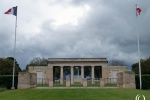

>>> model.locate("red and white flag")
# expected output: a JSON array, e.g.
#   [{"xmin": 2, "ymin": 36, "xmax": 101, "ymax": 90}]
[{"xmin": 136, "ymin": 5, "xmax": 141, "ymax": 16}]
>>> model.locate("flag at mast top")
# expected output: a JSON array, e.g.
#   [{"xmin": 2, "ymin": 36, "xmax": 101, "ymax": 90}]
[
  {"xmin": 136, "ymin": 4, "xmax": 141, "ymax": 16},
  {"xmin": 4, "ymin": 6, "xmax": 17, "ymax": 16}
]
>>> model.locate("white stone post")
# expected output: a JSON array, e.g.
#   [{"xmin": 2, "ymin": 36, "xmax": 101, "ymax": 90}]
[
  {"xmin": 81, "ymin": 66, "xmax": 84, "ymax": 84},
  {"xmin": 91, "ymin": 66, "xmax": 95, "ymax": 84},
  {"xmin": 71, "ymin": 66, "xmax": 74, "ymax": 84},
  {"xmin": 60, "ymin": 66, "xmax": 64, "ymax": 84}
]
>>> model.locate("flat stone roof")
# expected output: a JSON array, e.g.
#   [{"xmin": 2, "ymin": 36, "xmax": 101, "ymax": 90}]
[{"xmin": 48, "ymin": 58, "xmax": 108, "ymax": 62}]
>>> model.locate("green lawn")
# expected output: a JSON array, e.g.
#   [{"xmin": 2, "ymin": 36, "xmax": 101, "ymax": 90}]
[
  {"xmin": 0, "ymin": 88, "xmax": 149, "ymax": 100},
  {"xmin": 0, "ymin": 88, "xmax": 6, "ymax": 92}
]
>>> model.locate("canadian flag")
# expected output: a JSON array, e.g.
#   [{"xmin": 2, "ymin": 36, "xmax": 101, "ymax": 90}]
[{"xmin": 136, "ymin": 5, "xmax": 142, "ymax": 16}]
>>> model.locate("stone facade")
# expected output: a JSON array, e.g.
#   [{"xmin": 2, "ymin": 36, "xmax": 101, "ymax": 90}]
[
  {"xmin": 18, "ymin": 72, "xmax": 37, "ymax": 89},
  {"xmin": 117, "ymin": 71, "xmax": 136, "ymax": 88},
  {"xmin": 28, "ymin": 58, "xmax": 127, "ymax": 87},
  {"xmin": 108, "ymin": 66, "xmax": 127, "ymax": 78}
]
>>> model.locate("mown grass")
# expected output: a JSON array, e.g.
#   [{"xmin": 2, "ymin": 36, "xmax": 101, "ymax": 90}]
[
  {"xmin": 0, "ymin": 87, "xmax": 7, "ymax": 92},
  {"xmin": 0, "ymin": 88, "xmax": 149, "ymax": 100}
]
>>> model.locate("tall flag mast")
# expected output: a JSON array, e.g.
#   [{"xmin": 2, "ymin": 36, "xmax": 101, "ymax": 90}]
[
  {"xmin": 136, "ymin": 4, "xmax": 142, "ymax": 90},
  {"xmin": 4, "ymin": 6, "xmax": 18, "ymax": 89}
]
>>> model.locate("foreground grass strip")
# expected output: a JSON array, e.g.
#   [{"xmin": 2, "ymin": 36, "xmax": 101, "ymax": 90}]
[
  {"xmin": 0, "ymin": 88, "xmax": 149, "ymax": 100},
  {"xmin": 0, "ymin": 88, "xmax": 7, "ymax": 92}
]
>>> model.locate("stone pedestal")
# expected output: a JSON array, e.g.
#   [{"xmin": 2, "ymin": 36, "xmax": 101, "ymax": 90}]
[
  {"xmin": 82, "ymin": 78, "xmax": 87, "ymax": 87},
  {"xmin": 60, "ymin": 78, "xmax": 64, "ymax": 85},
  {"xmin": 49, "ymin": 79, "xmax": 53, "ymax": 87},
  {"xmin": 66, "ymin": 79, "xmax": 70, "ymax": 87},
  {"xmin": 100, "ymin": 78, "xmax": 105, "ymax": 87},
  {"xmin": 117, "ymin": 71, "xmax": 136, "ymax": 88},
  {"xmin": 18, "ymin": 72, "xmax": 37, "ymax": 89}
]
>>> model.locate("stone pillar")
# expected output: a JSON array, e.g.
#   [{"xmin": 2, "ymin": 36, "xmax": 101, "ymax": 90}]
[
  {"xmin": 91, "ymin": 66, "xmax": 95, "ymax": 84},
  {"xmin": 18, "ymin": 72, "xmax": 37, "ymax": 89},
  {"xmin": 117, "ymin": 72, "xmax": 123, "ymax": 88},
  {"xmin": 30, "ymin": 73, "xmax": 37, "ymax": 88},
  {"xmin": 66, "ymin": 79, "xmax": 70, "ymax": 87},
  {"xmin": 117, "ymin": 71, "xmax": 136, "ymax": 89},
  {"xmin": 100, "ymin": 78, "xmax": 105, "ymax": 87},
  {"xmin": 47, "ymin": 66, "xmax": 53, "ymax": 87},
  {"xmin": 82, "ymin": 78, "xmax": 87, "ymax": 87},
  {"xmin": 71, "ymin": 66, "xmax": 74, "ymax": 84},
  {"xmin": 102, "ymin": 64, "xmax": 108, "ymax": 79},
  {"xmin": 18, "ymin": 72, "xmax": 31, "ymax": 89},
  {"xmin": 60, "ymin": 66, "xmax": 64, "ymax": 84},
  {"xmin": 81, "ymin": 66, "xmax": 84, "ymax": 84},
  {"xmin": 49, "ymin": 79, "xmax": 53, "ymax": 87}
]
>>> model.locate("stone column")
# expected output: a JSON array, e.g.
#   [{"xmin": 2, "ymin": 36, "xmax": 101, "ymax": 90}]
[
  {"xmin": 71, "ymin": 66, "xmax": 74, "ymax": 84},
  {"xmin": 60, "ymin": 66, "xmax": 64, "ymax": 84},
  {"xmin": 91, "ymin": 66, "xmax": 95, "ymax": 84},
  {"xmin": 81, "ymin": 66, "xmax": 84, "ymax": 84}
]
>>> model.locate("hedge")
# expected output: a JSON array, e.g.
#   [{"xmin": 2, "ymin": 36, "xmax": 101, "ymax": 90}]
[
  {"xmin": 135, "ymin": 75, "xmax": 150, "ymax": 89},
  {"xmin": 0, "ymin": 75, "xmax": 18, "ymax": 89}
]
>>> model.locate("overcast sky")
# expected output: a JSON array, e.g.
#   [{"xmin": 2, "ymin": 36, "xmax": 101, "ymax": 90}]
[{"xmin": 0, "ymin": 0, "xmax": 150, "ymax": 70}]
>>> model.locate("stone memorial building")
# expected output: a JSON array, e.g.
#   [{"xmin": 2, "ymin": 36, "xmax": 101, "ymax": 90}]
[{"xmin": 28, "ymin": 58, "xmax": 127, "ymax": 85}]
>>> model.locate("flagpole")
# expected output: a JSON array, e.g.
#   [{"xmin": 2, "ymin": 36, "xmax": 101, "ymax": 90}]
[
  {"xmin": 11, "ymin": 6, "xmax": 18, "ymax": 90},
  {"xmin": 136, "ymin": 5, "xmax": 142, "ymax": 90}
]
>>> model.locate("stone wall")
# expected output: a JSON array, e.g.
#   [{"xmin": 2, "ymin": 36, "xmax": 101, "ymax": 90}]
[
  {"xmin": 30, "ymin": 73, "xmax": 37, "ymax": 88},
  {"xmin": 108, "ymin": 66, "xmax": 127, "ymax": 78},
  {"xmin": 18, "ymin": 72, "xmax": 37, "ymax": 89},
  {"xmin": 117, "ymin": 71, "xmax": 136, "ymax": 88}
]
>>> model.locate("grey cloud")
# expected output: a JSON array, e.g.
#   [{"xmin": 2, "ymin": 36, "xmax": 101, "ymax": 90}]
[{"xmin": 1, "ymin": 0, "xmax": 150, "ymax": 70}]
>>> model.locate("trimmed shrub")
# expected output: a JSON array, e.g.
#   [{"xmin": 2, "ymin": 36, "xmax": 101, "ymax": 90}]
[
  {"xmin": 0, "ymin": 75, "xmax": 18, "ymax": 89},
  {"xmin": 135, "ymin": 75, "xmax": 150, "ymax": 89}
]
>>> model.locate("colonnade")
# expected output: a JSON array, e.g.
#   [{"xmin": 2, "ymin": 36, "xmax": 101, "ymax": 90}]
[{"xmin": 59, "ymin": 66, "xmax": 95, "ymax": 84}]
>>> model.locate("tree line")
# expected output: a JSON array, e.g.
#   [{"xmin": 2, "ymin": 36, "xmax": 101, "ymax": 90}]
[
  {"xmin": 0, "ymin": 57, "xmax": 21, "ymax": 75},
  {"xmin": 1, "ymin": 57, "xmax": 150, "ymax": 75}
]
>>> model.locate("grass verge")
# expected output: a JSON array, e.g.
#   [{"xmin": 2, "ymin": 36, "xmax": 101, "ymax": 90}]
[
  {"xmin": 0, "ymin": 88, "xmax": 149, "ymax": 100},
  {"xmin": 0, "ymin": 87, "xmax": 7, "ymax": 92}
]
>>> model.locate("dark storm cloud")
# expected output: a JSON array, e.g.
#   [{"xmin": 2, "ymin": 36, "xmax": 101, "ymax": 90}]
[
  {"xmin": 24, "ymin": 0, "xmax": 150, "ymax": 69},
  {"xmin": 0, "ymin": 0, "xmax": 150, "ymax": 70}
]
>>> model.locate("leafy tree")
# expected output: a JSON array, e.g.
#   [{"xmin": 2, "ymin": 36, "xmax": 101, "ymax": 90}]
[
  {"xmin": 26, "ymin": 57, "xmax": 48, "ymax": 70},
  {"xmin": 0, "ymin": 57, "xmax": 21, "ymax": 75},
  {"xmin": 132, "ymin": 57, "xmax": 150, "ymax": 74},
  {"xmin": 28, "ymin": 57, "xmax": 47, "ymax": 66},
  {"xmin": 7, "ymin": 57, "xmax": 21, "ymax": 72}
]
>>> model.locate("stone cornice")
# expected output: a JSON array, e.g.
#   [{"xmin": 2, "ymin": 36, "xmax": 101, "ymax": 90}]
[
  {"xmin": 48, "ymin": 58, "xmax": 108, "ymax": 63},
  {"xmin": 48, "ymin": 61, "xmax": 108, "ymax": 64}
]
